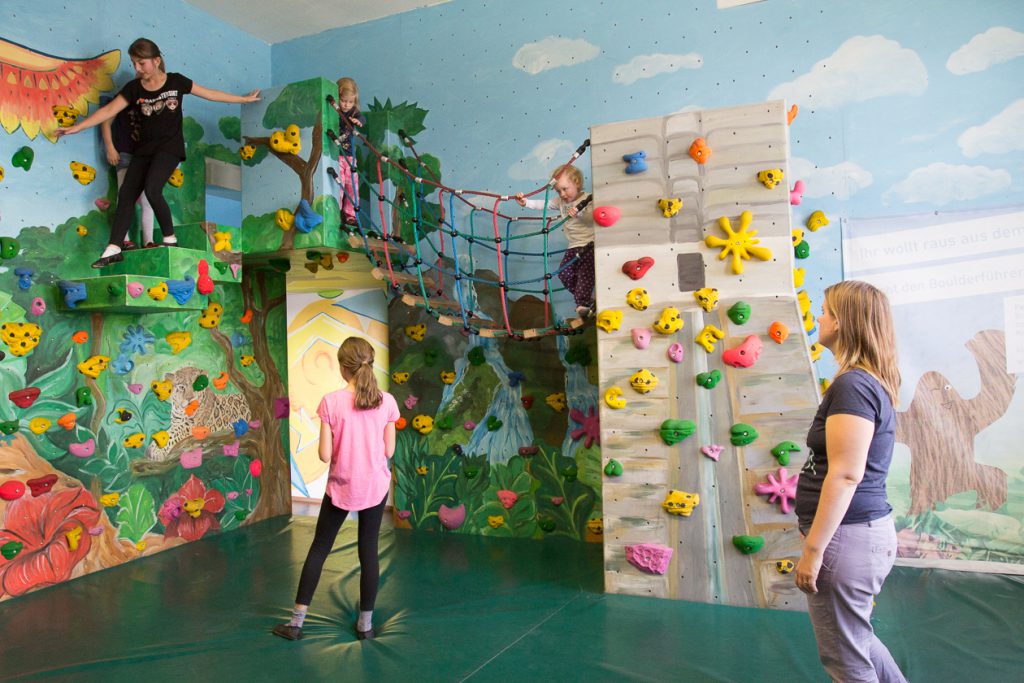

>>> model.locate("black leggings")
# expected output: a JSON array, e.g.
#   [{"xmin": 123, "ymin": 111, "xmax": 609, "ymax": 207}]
[
  {"xmin": 295, "ymin": 493, "xmax": 388, "ymax": 610},
  {"xmin": 110, "ymin": 152, "xmax": 179, "ymax": 245}
]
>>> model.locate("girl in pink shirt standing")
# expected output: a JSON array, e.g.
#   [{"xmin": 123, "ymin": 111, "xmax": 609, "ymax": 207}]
[{"xmin": 273, "ymin": 337, "xmax": 399, "ymax": 641}]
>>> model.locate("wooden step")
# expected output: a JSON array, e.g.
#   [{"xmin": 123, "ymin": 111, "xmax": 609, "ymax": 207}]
[
  {"xmin": 348, "ymin": 235, "xmax": 415, "ymax": 256},
  {"xmin": 522, "ymin": 317, "xmax": 585, "ymax": 338},
  {"xmin": 370, "ymin": 267, "xmax": 436, "ymax": 289},
  {"xmin": 401, "ymin": 293, "xmax": 462, "ymax": 312},
  {"xmin": 437, "ymin": 314, "xmax": 507, "ymax": 329}
]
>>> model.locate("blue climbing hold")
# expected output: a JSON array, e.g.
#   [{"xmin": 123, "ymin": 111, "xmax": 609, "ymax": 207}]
[
  {"xmin": 58, "ymin": 281, "xmax": 87, "ymax": 309},
  {"xmin": 507, "ymin": 370, "xmax": 525, "ymax": 388},
  {"xmin": 232, "ymin": 418, "xmax": 249, "ymax": 438},
  {"xmin": 230, "ymin": 331, "xmax": 251, "ymax": 347},
  {"xmin": 166, "ymin": 275, "xmax": 195, "ymax": 305},
  {"xmin": 622, "ymin": 151, "xmax": 648, "ymax": 174},
  {"xmin": 14, "ymin": 267, "xmax": 34, "ymax": 291},
  {"xmin": 294, "ymin": 199, "xmax": 323, "ymax": 234}
]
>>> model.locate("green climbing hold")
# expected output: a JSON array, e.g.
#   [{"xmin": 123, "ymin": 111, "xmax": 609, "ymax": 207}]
[
  {"xmin": 305, "ymin": 251, "xmax": 321, "ymax": 261},
  {"xmin": 604, "ymin": 459, "xmax": 623, "ymax": 476},
  {"xmin": 268, "ymin": 258, "xmax": 291, "ymax": 272},
  {"xmin": 0, "ymin": 420, "xmax": 18, "ymax": 435},
  {"xmin": 1, "ymin": 540, "xmax": 24, "ymax": 560},
  {"xmin": 732, "ymin": 535, "xmax": 765, "ymax": 555},
  {"xmin": 660, "ymin": 419, "xmax": 696, "ymax": 446},
  {"xmin": 436, "ymin": 414, "xmax": 454, "ymax": 430},
  {"xmin": 0, "ymin": 237, "xmax": 20, "ymax": 260},
  {"xmin": 565, "ymin": 343, "xmax": 592, "ymax": 367},
  {"xmin": 468, "ymin": 346, "xmax": 486, "ymax": 366},
  {"xmin": 730, "ymin": 423, "xmax": 759, "ymax": 446},
  {"xmin": 770, "ymin": 440, "xmax": 801, "ymax": 466},
  {"xmin": 233, "ymin": 510, "xmax": 248, "ymax": 522},
  {"xmin": 463, "ymin": 465, "xmax": 479, "ymax": 479},
  {"xmin": 727, "ymin": 301, "xmax": 751, "ymax": 325},
  {"xmin": 696, "ymin": 370, "xmax": 722, "ymax": 389},
  {"xmin": 423, "ymin": 348, "xmax": 439, "ymax": 366},
  {"xmin": 192, "ymin": 374, "xmax": 209, "ymax": 392},
  {"xmin": 486, "ymin": 415, "xmax": 502, "ymax": 431},
  {"xmin": 107, "ymin": 283, "xmax": 124, "ymax": 297},
  {"xmin": 538, "ymin": 517, "xmax": 556, "ymax": 533},
  {"xmin": 12, "ymin": 146, "xmax": 34, "ymax": 171},
  {"xmin": 561, "ymin": 463, "xmax": 578, "ymax": 482},
  {"xmin": 75, "ymin": 387, "xmax": 93, "ymax": 407},
  {"xmin": 794, "ymin": 241, "xmax": 810, "ymax": 259},
  {"xmin": 213, "ymin": 262, "xmax": 229, "ymax": 274}
]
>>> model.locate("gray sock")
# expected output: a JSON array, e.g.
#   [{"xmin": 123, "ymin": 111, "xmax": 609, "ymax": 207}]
[
  {"xmin": 357, "ymin": 610, "xmax": 373, "ymax": 631},
  {"xmin": 288, "ymin": 606, "xmax": 308, "ymax": 628}
]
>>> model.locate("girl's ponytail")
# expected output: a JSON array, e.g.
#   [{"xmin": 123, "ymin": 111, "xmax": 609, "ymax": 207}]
[{"xmin": 337, "ymin": 337, "xmax": 382, "ymax": 410}]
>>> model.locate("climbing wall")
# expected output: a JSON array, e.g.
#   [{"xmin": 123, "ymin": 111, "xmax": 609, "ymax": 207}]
[{"xmin": 592, "ymin": 101, "xmax": 818, "ymax": 610}]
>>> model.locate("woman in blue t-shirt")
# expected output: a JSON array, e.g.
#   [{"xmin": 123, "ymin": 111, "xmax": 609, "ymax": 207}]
[
  {"xmin": 794, "ymin": 280, "xmax": 908, "ymax": 683},
  {"xmin": 57, "ymin": 38, "xmax": 260, "ymax": 268}
]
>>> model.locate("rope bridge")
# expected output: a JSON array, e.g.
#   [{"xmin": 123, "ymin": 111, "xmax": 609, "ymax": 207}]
[{"xmin": 326, "ymin": 95, "xmax": 591, "ymax": 339}]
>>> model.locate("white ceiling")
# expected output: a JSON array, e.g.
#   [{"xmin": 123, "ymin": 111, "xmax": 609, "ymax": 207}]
[{"xmin": 184, "ymin": 0, "xmax": 452, "ymax": 44}]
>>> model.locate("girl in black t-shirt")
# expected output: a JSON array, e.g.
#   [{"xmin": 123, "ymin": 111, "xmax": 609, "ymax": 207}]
[{"xmin": 57, "ymin": 38, "xmax": 260, "ymax": 268}]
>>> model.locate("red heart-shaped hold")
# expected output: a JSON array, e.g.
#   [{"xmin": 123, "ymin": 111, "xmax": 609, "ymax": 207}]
[
  {"xmin": 27, "ymin": 474, "xmax": 58, "ymax": 496},
  {"xmin": 521, "ymin": 395, "xmax": 534, "ymax": 409},
  {"xmin": 9, "ymin": 387, "xmax": 41, "ymax": 409},
  {"xmin": 518, "ymin": 445, "xmax": 539, "ymax": 457},
  {"xmin": 593, "ymin": 205, "xmax": 621, "ymax": 227},
  {"xmin": 621, "ymin": 256, "xmax": 655, "ymax": 280}
]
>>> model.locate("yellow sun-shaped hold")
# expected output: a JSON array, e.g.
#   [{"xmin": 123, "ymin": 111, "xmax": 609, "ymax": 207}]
[{"xmin": 705, "ymin": 210, "xmax": 773, "ymax": 275}]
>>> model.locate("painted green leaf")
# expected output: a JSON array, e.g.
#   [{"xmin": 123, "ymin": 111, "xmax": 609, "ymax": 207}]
[{"xmin": 116, "ymin": 483, "xmax": 157, "ymax": 544}]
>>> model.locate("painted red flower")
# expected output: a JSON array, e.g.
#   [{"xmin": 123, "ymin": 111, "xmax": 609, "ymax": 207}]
[
  {"xmin": 0, "ymin": 486, "xmax": 100, "ymax": 597},
  {"xmin": 159, "ymin": 475, "xmax": 225, "ymax": 542}
]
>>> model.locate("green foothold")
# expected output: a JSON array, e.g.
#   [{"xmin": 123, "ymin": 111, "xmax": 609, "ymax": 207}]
[
  {"xmin": 268, "ymin": 258, "xmax": 291, "ymax": 272},
  {"xmin": 423, "ymin": 348, "xmax": 439, "ymax": 367},
  {"xmin": 771, "ymin": 440, "xmax": 801, "ymax": 466},
  {"xmin": 107, "ymin": 283, "xmax": 123, "ymax": 297},
  {"xmin": 565, "ymin": 343, "xmax": 592, "ymax": 367},
  {"xmin": 660, "ymin": 419, "xmax": 696, "ymax": 446},
  {"xmin": 794, "ymin": 241, "xmax": 811, "ymax": 259},
  {"xmin": 727, "ymin": 301, "xmax": 751, "ymax": 325},
  {"xmin": 305, "ymin": 251, "xmax": 321, "ymax": 261},
  {"xmin": 0, "ymin": 237, "xmax": 20, "ymax": 260},
  {"xmin": 732, "ymin": 535, "xmax": 765, "ymax": 555},
  {"xmin": 11, "ymin": 146, "xmax": 34, "ymax": 171},
  {"xmin": 233, "ymin": 510, "xmax": 248, "ymax": 522},
  {"xmin": 436, "ymin": 414, "xmax": 453, "ymax": 430},
  {"xmin": 75, "ymin": 387, "xmax": 93, "ymax": 407},
  {"xmin": 538, "ymin": 517, "xmax": 556, "ymax": 533},
  {"xmin": 486, "ymin": 415, "xmax": 502, "ymax": 431},
  {"xmin": 463, "ymin": 466, "xmax": 479, "ymax": 479},
  {"xmin": 1, "ymin": 540, "xmax": 24, "ymax": 560},
  {"xmin": 213, "ymin": 262, "xmax": 229, "ymax": 274},
  {"xmin": 467, "ymin": 346, "xmax": 486, "ymax": 366},
  {"xmin": 604, "ymin": 459, "xmax": 623, "ymax": 476},
  {"xmin": 561, "ymin": 463, "xmax": 578, "ymax": 482},
  {"xmin": 730, "ymin": 422, "xmax": 759, "ymax": 446},
  {"xmin": 0, "ymin": 420, "xmax": 19, "ymax": 435},
  {"xmin": 192, "ymin": 374, "xmax": 209, "ymax": 392},
  {"xmin": 696, "ymin": 369, "xmax": 722, "ymax": 389}
]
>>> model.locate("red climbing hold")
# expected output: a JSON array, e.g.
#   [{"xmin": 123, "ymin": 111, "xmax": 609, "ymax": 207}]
[
  {"xmin": 9, "ymin": 387, "xmax": 40, "ymax": 409},
  {"xmin": 593, "ymin": 205, "xmax": 621, "ymax": 227},
  {"xmin": 621, "ymin": 256, "xmax": 655, "ymax": 280}
]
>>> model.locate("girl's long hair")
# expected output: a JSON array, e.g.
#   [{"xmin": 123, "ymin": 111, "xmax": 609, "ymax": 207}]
[
  {"xmin": 336, "ymin": 77, "xmax": 361, "ymax": 114},
  {"xmin": 338, "ymin": 337, "xmax": 382, "ymax": 410},
  {"xmin": 128, "ymin": 38, "xmax": 166, "ymax": 72},
  {"xmin": 824, "ymin": 280, "xmax": 901, "ymax": 406}
]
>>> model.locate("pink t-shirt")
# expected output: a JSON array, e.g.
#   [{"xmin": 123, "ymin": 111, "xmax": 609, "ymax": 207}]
[{"xmin": 316, "ymin": 388, "xmax": 399, "ymax": 511}]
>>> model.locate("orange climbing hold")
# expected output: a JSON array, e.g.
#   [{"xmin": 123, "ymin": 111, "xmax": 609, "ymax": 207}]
[
  {"xmin": 787, "ymin": 104, "xmax": 798, "ymax": 125},
  {"xmin": 688, "ymin": 137, "xmax": 712, "ymax": 165}
]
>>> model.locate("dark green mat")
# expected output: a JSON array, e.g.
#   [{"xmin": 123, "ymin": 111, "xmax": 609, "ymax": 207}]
[{"xmin": 1, "ymin": 516, "xmax": 1021, "ymax": 681}]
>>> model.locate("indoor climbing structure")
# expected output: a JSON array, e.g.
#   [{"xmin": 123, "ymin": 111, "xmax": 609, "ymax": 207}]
[{"xmin": 592, "ymin": 102, "xmax": 819, "ymax": 609}]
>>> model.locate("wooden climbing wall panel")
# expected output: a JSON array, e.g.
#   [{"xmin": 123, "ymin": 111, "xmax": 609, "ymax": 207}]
[{"xmin": 591, "ymin": 101, "xmax": 819, "ymax": 610}]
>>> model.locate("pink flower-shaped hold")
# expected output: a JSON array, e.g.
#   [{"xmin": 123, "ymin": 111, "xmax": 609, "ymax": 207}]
[
  {"xmin": 496, "ymin": 490, "xmax": 518, "ymax": 509},
  {"xmin": 464, "ymin": 420, "xmax": 476, "ymax": 430},
  {"xmin": 180, "ymin": 448, "xmax": 202, "ymax": 469},
  {"xmin": 438, "ymin": 503, "xmax": 466, "ymax": 529},
  {"xmin": 396, "ymin": 510, "xmax": 412, "ymax": 520},
  {"xmin": 701, "ymin": 444, "xmax": 724, "ymax": 461},
  {"xmin": 625, "ymin": 543, "xmax": 674, "ymax": 574},
  {"xmin": 753, "ymin": 467, "xmax": 800, "ymax": 514},
  {"xmin": 158, "ymin": 475, "xmax": 225, "ymax": 541},
  {"xmin": 569, "ymin": 405, "xmax": 600, "ymax": 448}
]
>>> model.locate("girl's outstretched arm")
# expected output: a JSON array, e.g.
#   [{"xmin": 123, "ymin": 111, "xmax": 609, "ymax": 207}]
[
  {"xmin": 191, "ymin": 84, "xmax": 261, "ymax": 104},
  {"xmin": 56, "ymin": 95, "xmax": 128, "ymax": 138}
]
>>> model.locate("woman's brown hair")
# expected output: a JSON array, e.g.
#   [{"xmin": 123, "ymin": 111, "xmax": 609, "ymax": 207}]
[
  {"xmin": 338, "ymin": 337, "xmax": 382, "ymax": 410},
  {"xmin": 128, "ymin": 38, "xmax": 165, "ymax": 72}
]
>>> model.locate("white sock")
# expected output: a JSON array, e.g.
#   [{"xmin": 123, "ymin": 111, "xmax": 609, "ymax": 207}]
[
  {"xmin": 162, "ymin": 235, "xmax": 177, "ymax": 245},
  {"xmin": 357, "ymin": 610, "xmax": 373, "ymax": 631},
  {"xmin": 101, "ymin": 244, "xmax": 122, "ymax": 258}
]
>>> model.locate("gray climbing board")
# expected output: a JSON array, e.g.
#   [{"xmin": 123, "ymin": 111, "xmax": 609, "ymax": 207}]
[{"xmin": 591, "ymin": 101, "xmax": 818, "ymax": 610}]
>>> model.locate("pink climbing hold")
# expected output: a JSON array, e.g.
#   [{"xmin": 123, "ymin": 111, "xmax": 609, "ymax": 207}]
[
  {"xmin": 753, "ymin": 467, "xmax": 800, "ymax": 514},
  {"xmin": 439, "ymin": 503, "xmax": 466, "ymax": 529},
  {"xmin": 569, "ymin": 406, "xmax": 600, "ymax": 448},
  {"xmin": 273, "ymin": 397, "xmax": 290, "ymax": 418},
  {"xmin": 496, "ymin": 490, "xmax": 518, "ymax": 509},
  {"xmin": 223, "ymin": 440, "xmax": 240, "ymax": 457},
  {"xmin": 790, "ymin": 180, "xmax": 805, "ymax": 206},
  {"xmin": 722, "ymin": 334, "xmax": 764, "ymax": 368},
  {"xmin": 230, "ymin": 263, "xmax": 242, "ymax": 279},
  {"xmin": 69, "ymin": 438, "xmax": 96, "ymax": 458},
  {"xmin": 30, "ymin": 297, "xmax": 45, "ymax": 316},
  {"xmin": 127, "ymin": 383, "xmax": 143, "ymax": 394},
  {"xmin": 631, "ymin": 327, "xmax": 652, "ymax": 350},
  {"xmin": 626, "ymin": 543, "xmax": 674, "ymax": 574},
  {"xmin": 95, "ymin": 198, "xmax": 111, "ymax": 211},
  {"xmin": 180, "ymin": 448, "xmax": 203, "ymax": 469},
  {"xmin": 667, "ymin": 342, "xmax": 684, "ymax": 363},
  {"xmin": 127, "ymin": 282, "xmax": 144, "ymax": 298},
  {"xmin": 593, "ymin": 205, "xmax": 621, "ymax": 227},
  {"xmin": 701, "ymin": 444, "xmax": 724, "ymax": 461}
]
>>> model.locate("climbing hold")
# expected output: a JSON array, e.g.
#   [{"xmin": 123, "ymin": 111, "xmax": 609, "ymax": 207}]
[
  {"xmin": 223, "ymin": 440, "xmax": 239, "ymax": 456},
  {"xmin": 790, "ymin": 180, "xmax": 805, "ymax": 205},
  {"xmin": 52, "ymin": 104, "xmax": 79, "ymax": 127},
  {"xmin": 732, "ymin": 535, "xmax": 765, "ymax": 554},
  {"xmin": 696, "ymin": 369, "xmax": 722, "ymax": 389},
  {"xmin": 0, "ymin": 421, "xmax": 17, "ymax": 434},
  {"xmin": 507, "ymin": 370, "xmax": 525, "ymax": 387},
  {"xmin": 165, "ymin": 331, "xmax": 192, "ymax": 354},
  {"xmin": 212, "ymin": 372, "xmax": 229, "ymax": 390},
  {"xmin": 820, "ymin": 377, "xmax": 831, "ymax": 392},
  {"xmin": 688, "ymin": 137, "xmax": 711, "ymax": 164},
  {"xmin": 794, "ymin": 240, "xmax": 810, "ymax": 259},
  {"xmin": 0, "ymin": 237, "xmax": 20, "ymax": 260},
  {"xmin": 693, "ymin": 287, "xmax": 719, "ymax": 312},
  {"xmin": 622, "ymin": 151, "xmax": 648, "ymax": 174},
  {"xmin": 631, "ymin": 327, "xmax": 652, "ymax": 350},
  {"xmin": 791, "ymin": 228, "xmax": 805, "ymax": 248},
  {"xmin": 604, "ymin": 459, "xmax": 623, "ymax": 477},
  {"xmin": 114, "ymin": 408, "xmax": 133, "ymax": 424},
  {"xmin": 659, "ymin": 419, "xmax": 696, "ymax": 445},
  {"xmin": 653, "ymin": 307, "xmax": 683, "ymax": 334},
  {"xmin": 58, "ymin": 281, "xmax": 87, "ymax": 309},
  {"xmin": 152, "ymin": 431, "xmax": 170, "ymax": 448},
  {"xmin": 730, "ymin": 423, "xmax": 759, "ymax": 446},
  {"xmin": 667, "ymin": 342, "xmax": 684, "ymax": 363},
  {"xmin": 28, "ymin": 417, "xmax": 51, "ymax": 435},
  {"xmin": 14, "ymin": 267, "xmax": 35, "ymax": 291},
  {"xmin": 180, "ymin": 448, "xmax": 202, "ymax": 469},
  {"xmin": 232, "ymin": 418, "xmax": 249, "ymax": 438},
  {"xmin": 694, "ymin": 324, "xmax": 725, "ymax": 353},
  {"xmin": 69, "ymin": 438, "xmax": 95, "ymax": 457},
  {"xmin": 593, "ymin": 205, "xmax": 622, "ymax": 227},
  {"xmin": 151, "ymin": 379, "xmax": 173, "ymax": 401},
  {"xmin": 198, "ymin": 301, "xmax": 223, "ymax": 329},
  {"xmin": 621, "ymin": 256, "xmax": 655, "ymax": 280},
  {"xmin": 240, "ymin": 354, "xmax": 255, "ymax": 367},
  {"xmin": 273, "ymin": 397, "xmax": 290, "ymax": 419},
  {"xmin": 269, "ymin": 124, "xmax": 301, "ymax": 154},
  {"xmin": 192, "ymin": 374, "xmax": 209, "ymax": 392},
  {"xmin": 65, "ymin": 526, "xmax": 83, "ymax": 551},
  {"xmin": 518, "ymin": 445, "xmax": 538, "ymax": 457},
  {"xmin": 626, "ymin": 543, "xmax": 673, "ymax": 574},
  {"xmin": 768, "ymin": 321, "xmax": 789, "ymax": 344},
  {"xmin": 231, "ymin": 331, "xmax": 250, "ymax": 347},
  {"xmin": 75, "ymin": 387, "xmax": 93, "ymax": 407},
  {"xmin": 809, "ymin": 342, "xmax": 824, "ymax": 361},
  {"xmin": 757, "ymin": 168, "xmax": 784, "ymax": 189},
  {"xmin": 705, "ymin": 211, "xmax": 772, "ymax": 275},
  {"xmin": 239, "ymin": 144, "xmax": 256, "ymax": 160},
  {"xmin": 701, "ymin": 444, "xmax": 724, "ymax": 461},
  {"xmin": 390, "ymin": 371, "xmax": 410, "ymax": 385},
  {"xmin": 629, "ymin": 368, "xmax": 658, "ymax": 394},
  {"xmin": 787, "ymin": 104, "xmax": 799, "ymax": 125},
  {"xmin": 412, "ymin": 415, "xmax": 433, "ymax": 434},
  {"xmin": 546, "ymin": 392, "xmax": 566, "ymax": 411},
  {"xmin": 424, "ymin": 349, "xmax": 439, "ymax": 367},
  {"xmin": 436, "ymin": 414, "xmax": 454, "ymax": 430},
  {"xmin": 405, "ymin": 323, "xmax": 426, "ymax": 342},
  {"xmin": 57, "ymin": 413, "xmax": 76, "ymax": 430},
  {"xmin": 1, "ymin": 540, "xmax": 24, "ymax": 559},
  {"xmin": 803, "ymin": 310, "xmax": 816, "ymax": 335},
  {"xmin": 754, "ymin": 467, "xmax": 800, "ymax": 514},
  {"xmin": 122, "ymin": 433, "xmax": 145, "ymax": 449},
  {"xmin": 496, "ymin": 489, "xmax": 518, "ymax": 509},
  {"xmin": 806, "ymin": 210, "xmax": 829, "ymax": 232},
  {"xmin": 294, "ymin": 199, "xmax": 323, "ymax": 233},
  {"xmin": 147, "ymin": 282, "xmax": 168, "ymax": 301},
  {"xmin": 586, "ymin": 517, "xmax": 602, "ymax": 535},
  {"xmin": 440, "ymin": 371, "xmax": 456, "ymax": 384},
  {"xmin": 770, "ymin": 441, "xmax": 801, "ymax": 466},
  {"xmin": 164, "ymin": 275, "xmax": 195, "ymax": 306},
  {"xmin": 9, "ymin": 386, "xmax": 41, "ymax": 408},
  {"xmin": 213, "ymin": 231, "xmax": 233, "ymax": 252},
  {"xmin": 196, "ymin": 260, "xmax": 214, "ymax": 295},
  {"xmin": 467, "ymin": 346, "xmax": 486, "ymax": 365},
  {"xmin": 595, "ymin": 309, "xmax": 623, "ymax": 333},
  {"xmin": 275, "ymin": 208, "xmax": 295, "ymax": 231},
  {"xmin": 126, "ymin": 282, "xmax": 144, "ymax": 298},
  {"xmin": 1, "ymin": 322, "xmax": 42, "ymax": 356},
  {"xmin": 538, "ymin": 516, "xmax": 556, "ymax": 533},
  {"xmin": 240, "ymin": 309, "xmax": 253, "ymax": 325},
  {"xmin": 0, "ymin": 164, "xmax": 3, "ymax": 182},
  {"xmin": 727, "ymin": 301, "xmax": 751, "ymax": 325},
  {"xmin": 72, "ymin": 330, "xmax": 89, "ymax": 345},
  {"xmin": 438, "ymin": 503, "xmax": 466, "ymax": 530},
  {"xmin": 76, "ymin": 224, "xmax": 88, "ymax": 236},
  {"xmin": 657, "ymin": 198, "xmax": 683, "ymax": 218},
  {"xmin": 662, "ymin": 490, "xmax": 700, "ymax": 516},
  {"xmin": 76, "ymin": 355, "xmax": 110, "ymax": 379},
  {"xmin": 486, "ymin": 415, "xmax": 502, "ymax": 431},
  {"xmin": 191, "ymin": 426, "xmax": 210, "ymax": 440},
  {"xmin": 69, "ymin": 160, "xmax": 96, "ymax": 184},
  {"xmin": 776, "ymin": 559, "xmax": 795, "ymax": 574},
  {"xmin": 127, "ymin": 383, "xmax": 143, "ymax": 394},
  {"xmin": 521, "ymin": 395, "xmax": 534, "ymax": 409},
  {"xmin": 486, "ymin": 515, "xmax": 504, "ymax": 529},
  {"xmin": 604, "ymin": 386, "xmax": 627, "ymax": 409},
  {"xmin": 793, "ymin": 267, "xmax": 806, "ymax": 288},
  {"xmin": 13, "ymin": 146, "xmax": 35, "ymax": 170},
  {"xmin": 626, "ymin": 287, "xmax": 649, "ymax": 311},
  {"xmin": 722, "ymin": 334, "xmax": 764, "ymax": 368},
  {"xmin": 0, "ymin": 481, "xmax": 26, "ymax": 501},
  {"xmin": 167, "ymin": 168, "xmax": 184, "ymax": 187}
]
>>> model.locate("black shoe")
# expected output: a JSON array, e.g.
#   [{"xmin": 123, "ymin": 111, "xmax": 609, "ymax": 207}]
[
  {"xmin": 92, "ymin": 252, "xmax": 124, "ymax": 269},
  {"xmin": 344, "ymin": 216, "xmax": 358, "ymax": 226},
  {"xmin": 162, "ymin": 241, "xmax": 179, "ymax": 248},
  {"xmin": 122, "ymin": 240, "xmax": 138, "ymax": 251},
  {"xmin": 355, "ymin": 627, "xmax": 375, "ymax": 640},
  {"xmin": 272, "ymin": 624, "xmax": 303, "ymax": 641}
]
